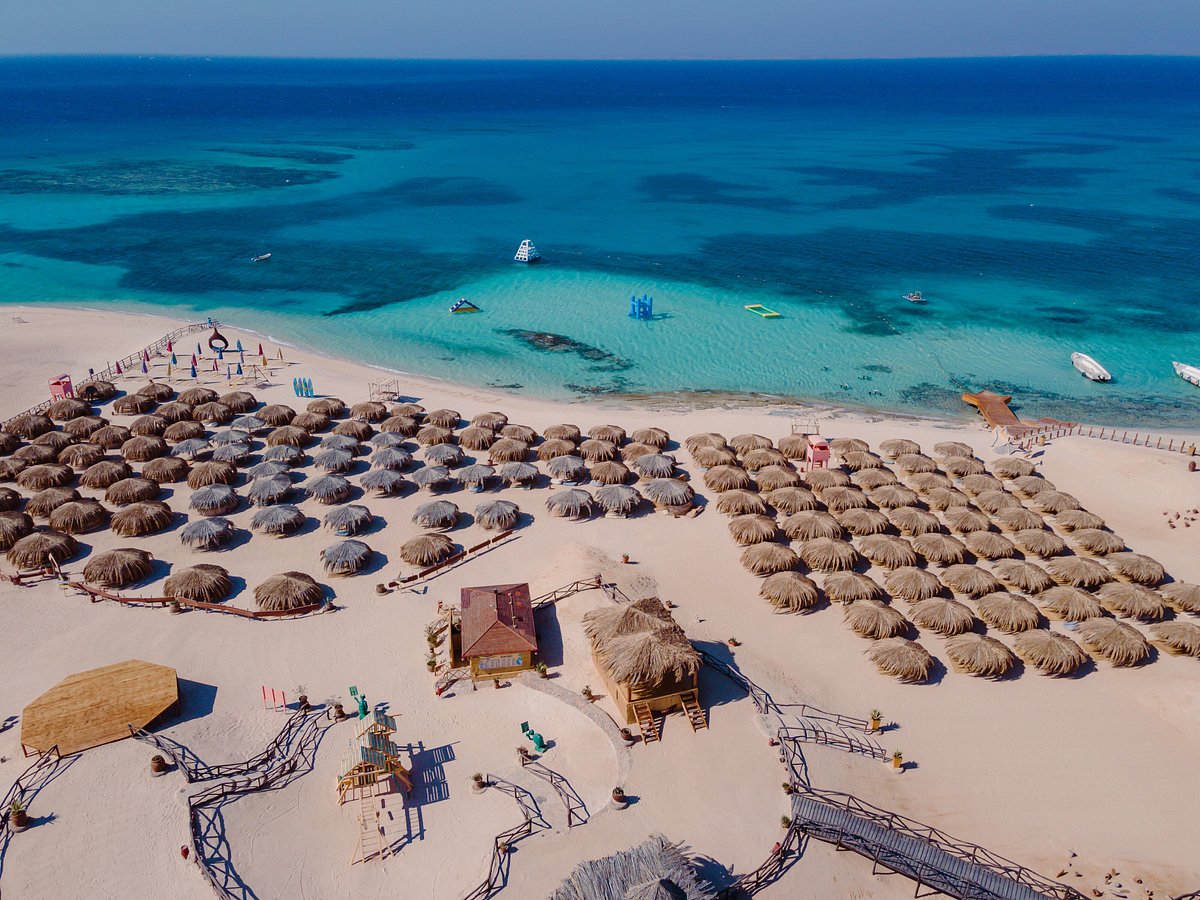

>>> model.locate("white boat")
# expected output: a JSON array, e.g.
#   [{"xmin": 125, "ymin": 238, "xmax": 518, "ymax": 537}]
[
  {"xmin": 1173, "ymin": 361, "xmax": 1200, "ymax": 388},
  {"xmin": 251, "ymin": 253, "xmax": 272, "ymax": 262},
  {"xmin": 903, "ymin": 291, "xmax": 927, "ymax": 304},
  {"xmin": 1071, "ymin": 352, "xmax": 1111, "ymax": 382},
  {"xmin": 513, "ymin": 240, "xmax": 540, "ymax": 264}
]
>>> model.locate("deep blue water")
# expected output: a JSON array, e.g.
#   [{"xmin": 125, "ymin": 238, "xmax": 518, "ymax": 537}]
[{"xmin": 2, "ymin": 56, "xmax": 1200, "ymax": 425}]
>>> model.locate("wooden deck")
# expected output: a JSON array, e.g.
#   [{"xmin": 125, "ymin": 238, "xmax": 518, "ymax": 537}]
[
  {"xmin": 962, "ymin": 390, "xmax": 1075, "ymax": 437},
  {"xmin": 21, "ymin": 659, "xmax": 179, "ymax": 756}
]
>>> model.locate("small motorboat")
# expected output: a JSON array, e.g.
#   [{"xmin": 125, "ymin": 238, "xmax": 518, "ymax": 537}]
[
  {"xmin": 1071, "ymin": 352, "xmax": 1111, "ymax": 382},
  {"xmin": 251, "ymin": 253, "xmax": 272, "ymax": 262},
  {"xmin": 903, "ymin": 291, "xmax": 927, "ymax": 304},
  {"xmin": 1173, "ymin": 361, "xmax": 1200, "ymax": 388}
]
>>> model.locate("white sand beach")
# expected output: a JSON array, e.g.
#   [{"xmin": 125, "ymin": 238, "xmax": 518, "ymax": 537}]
[{"xmin": 1, "ymin": 306, "xmax": 1198, "ymax": 900}]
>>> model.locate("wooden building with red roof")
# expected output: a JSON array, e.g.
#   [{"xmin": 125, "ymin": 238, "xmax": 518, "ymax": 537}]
[{"xmin": 459, "ymin": 583, "xmax": 538, "ymax": 681}]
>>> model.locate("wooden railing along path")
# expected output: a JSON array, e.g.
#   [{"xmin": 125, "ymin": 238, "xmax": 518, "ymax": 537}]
[
  {"xmin": 460, "ymin": 775, "xmax": 550, "ymax": 900},
  {"xmin": 518, "ymin": 758, "xmax": 589, "ymax": 827},
  {"xmin": 391, "ymin": 530, "xmax": 516, "ymax": 587},
  {"xmin": 0, "ymin": 745, "xmax": 62, "ymax": 837},
  {"xmin": 67, "ymin": 581, "xmax": 324, "ymax": 620}
]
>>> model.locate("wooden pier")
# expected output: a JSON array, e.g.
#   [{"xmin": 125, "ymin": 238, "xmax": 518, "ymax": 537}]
[{"xmin": 961, "ymin": 390, "xmax": 1075, "ymax": 439}]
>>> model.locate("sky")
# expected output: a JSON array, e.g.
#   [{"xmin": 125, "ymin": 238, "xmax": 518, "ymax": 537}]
[{"xmin": 3, "ymin": 0, "xmax": 1199, "ymax": 59}]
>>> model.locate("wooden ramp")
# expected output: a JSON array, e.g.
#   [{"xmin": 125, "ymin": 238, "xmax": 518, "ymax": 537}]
[
  {"xmin": 962, "ymin": 390, "xmax": 1075, "ymax": 438},
  {"xmin": 633, "ymin": 703, "xmax": 660, "ymax": 744},
  {"xmin": 21, "ymin": 659, "xmax": 178, "ymax": 757}
]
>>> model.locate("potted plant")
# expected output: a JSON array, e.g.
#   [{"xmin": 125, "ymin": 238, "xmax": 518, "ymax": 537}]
[
  {"xmin": 169, "ymin": 599, "xmax": 182, "ymax": 615},
  {"xmin": 496, "ymin": 841, "xmax": 509, "ymax": 855},
  {"xmin": 780, "ymin": 815, "xmax": 791, "ymax": 829},
  {"xmin": 891, "ymin": 750, "xmax": 903, "ymax": 771},
  {"xmin": 619, "ymin": 727, "xmax": 635, "ymax": 747},
  {"xmin": 868, "ymin": 709, "xmax": 883, "ymax": 734},
  {"xmin": 781, "ymin": 781, "xmax": 793, "ymax": 795},
  {"xmin": 611, "ymin": 786, "xmax": 626, "ymax": 807},
  {"xmin": 517, "ymin": 746, "xmax": 530, "ymax": 763},
  {"xmin": 294, "ymin": 685, "xmax": 310, "ymax": 712},
  {"xmin": 150, "ymin": 754, "xmax": 169, "ymax": 776},
  {"xmin": 727, "ymin": 636, "xmax": 741, "ymax": 647},
  {"xmin": 535, "ymin": 662, "xmax": 549, "ymax": 679},
  {"xmin": 9, "ymin": 800, "xmax": 28, "ymax": 832},
  {"xmin": 426, "ymin": 656, "xmax": 437, "ymax": 672},
  {"xmin": 621, "ymin": 553, "xmax": 630, "ymax": 564},
  {"xmin": 332, "ymin": 700, "xmax": 346, "ymax": 720},
  {"xmin": 493, "ymin": 678, "xmax": 501, "ymax": 690},
  {"xmin": 472, "ymin": 772, "xmax": 486, "ymax": 793},
  {"xmin": 582, "ymin": 685, "xmax": 594, "ymax": 702}
]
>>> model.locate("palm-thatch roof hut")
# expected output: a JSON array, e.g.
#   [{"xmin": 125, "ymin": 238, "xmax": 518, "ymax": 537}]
[
  {"xmin": 322, "ymin": 539, "xmax": 372, "ymax": 576},
  {"xmin": 546, "ymin": 488, "xmax": 593, "ymax": 520},
  {"xmin": 322, "ymin": 504, "xmax": 372, "ymax": 536},
  {"xmin": 1159, "ymin": 582, "xmax": 1200, "ymax": 614},
  {"xmin": 400, "ymin": 533, "xmax": 455, "ymax": 566},
  {"xmin": 180, "ymin": 517, "xmax": 235, "ymax": 550},
  {"xmin": 17, "ymin": 464, "xmax": 74, "ymax": 491},
  {"xmin": 537, "ymin": 438, "xmax": 578, "ymax": 461},
  {"xmin": 852, "ymin": 467, "xmax": 898, "ymax": 490},
  {"xmin": 475, "ymin": 499, "xmax": 520, "ymax": 531},
  {"xmin": 83, "ymin": 547, "xmax": 152, "ymax": 588},
  {"xmin": 546, "ymin": 455, "xmax": 587, "ymax": 483},
  {"xmin": 1106, "ymin": 552, "xmax": 1165, "ymax": 588},
  {"xmin": 1036, "ymin": 585, "xmax": 1105, "ymax": 621},
  {"xmin": 973, "ymin": 489, "xmax": 1018, "ymax": 514},
  {"xmin": 594, "ymin": 484, "xmax": 641, "ymax": 518},
  {"xmin": 190, "ymin": 484, "xmax": 239, "ymax": 516},
  {"xmin": 728, "ymin": 514, "xmax": 778, "ymax": 546},
  {"xmin": 113, "ymin": 394, "xmax": 156, "ymax": 416},
  {"xmin": 1054, "ymin": 509, "xmax": 1105, "ymax": 532},
  {"xmin": 933, "ymin": 440, "xmax": 973, "ymax": 458},
  {"xmin": 333, "ymin": 419, "xmax": 374, "ymax": 441},
  {"xmin": 59, "ymin": 443, "xmax": 105, "ymax": 470},
  {"xmin": 941, "ymin": 563, "xmax": 1001, "ymax": 598},
  {"xmin": 1031, "ymin": 490, "xmax": 1081, "ymax": 514},
  {"xmin": 1012, "ymin": 630, "xmax": 1087, "ymax": 675},
  {"xmin": 703, "ymin": 465, "xmax": 751, "ymax": 492},
  {"xmin": 498, "ymin": 461, "xmax": 538, "ymax": 486},
  {"xmin": 760, "ymin": 571, "xmax": 821, "ymax": 613},
  {"xmin": 754, "ymin": 465, "xmax": 801, "ymax": 492},
  {"xmin": 371, "ymin": 447, "xmax": 412, "ymax": 471},
  {"xmin": 26, "ymin": 487, "xmax": 81, "ymax": 519},
  {"xmin": 1070, "ymin": 528, "xmax": 1125, "ymax": 556},
  {"xmin": 630, "ymin": 454, "xmax": 677, "ymax": 479},
  {"xmin": 413, "ymin": 500, "xmax": 459, "ymax": 530},
  {"xmin": 104, "ymin": 477, "xmax": 159, "ymax": 506},
  {"xmin": 799, "ymin": 537, "xmax": 859, "ymax": 572},
  {"xmin": 824, "ymin": 571, "xmax": 884, "ymax": 605},
  {"xmin": 1096, "ymin": 583, "xmax": 1165, "ymax": 621},
  {"xmin": 543, "ymin": 423, "xmax": 581, "ymax": 443},
  {"xmin": 266, "ymin": 425, "xmax": 311, "ymax": 448},
  {"xmin": 943, "ymin": 506, "xmax": 990, "ymax": 533},
  {"xmin": 994, "ymin": 559, "xmax": 1055, "ymax": 594},
  {"xmin": 162, "ymin": 564, "xmax": 230, "ymax": 602},
  {"xmin": 888, "ymin": 506, "xmax": 942, "ymax": 536},
  {"xmin": 868, "ymin": 637, "xmax": 934, "ymax": 682},
  {"xmin": 349, "ymin": 401, "xmax": 387, "ymax": 423},
  {"xmin": 764, "ymin": 486, "xmax": 818, "ymax": 515},
  {"xmin": 685, "ymin": 432, "xmax": 727, "ymax": 454},
  {"xmin": 740, "ymin": 542, "xmax": 799, "ymax": 576},
  {"xmin": 844, "ymin": 599, "xmax": 908, "ymax": 638},
  {"xmin": 715, "ymin": 490, "xmax": 767, "ymax": 517},
  {"xmin": 960, "ymin": 474, "xmax": 1004, "ymax": 496},
  {"xmin": 1077, "ymin": 618, "xmax": 1150, "ymax": 667},
  {"xmin": 459, "ymin": 426, "xmax": 495, "ymax": 451},
  {"xmin": 251, "ymin": 504, "xmax": 306, "ymax": 536},
  {"xmin": 589, "ymin": 460, "xmax": 630, "ymax": 485},
  {"xmin": 911, "ymin": 533, "xmax": 967, "ymax": 566},
  {"xmin": 739, "ymin": 447, "xmax": 786, "ymax": 471},
  {"xmin": 360, "ymin": 468, "xmax": 406, "ymax": 496},
  {"xmin": 991, "ymin": 457, "xmax": 1036, "ymax": 479},
  {"xmin": 963, "ymin": 530, "xmax": 1016, "ymax": 560},
  {"xmin": 16, "ymin": 444, "xmax": 59, "ymax": 465},
  {"xmin": 896, "ymin": 453, "xmax": 939, "ymax": 475},
  {"xmin": 945, "ymin": 633, "xmax": 1017, "ymax": 678},
  {"xmin": 293, "ymin": 411, "xmax": 331, "ymax": 433},
  {"xmin": 211, "ymin": 443, "xmax": 251, "ymax": 465},
  {"xmin": 80, "ymin": 460, "xmax": 132, "ymax": 489},
  {"xmin": 976, "ymin": 592, "xmax": 1042, "ymax": 633},
  {"xmin": 926, "ymin": 488, "xmax": 972, "ymax": 512},
  {"xmin": 77, "ymin": 380, "xmax": 117, "ymax": 402},
  {"xmin": 63, "ymin": 416, "xmax": 108, "ymax": 438},
  {"xmin": 0, "ymin": 512, "xmax": 35, "ymax": 551},
  {"xmin": 255, "ymin": 571, "xmax": 323, "ymax": 611},
  {"xmin": 1012, "ymin": 529, "xmax": 1066, "ymax": 558},
  {"xmin": 885, "ymin": 566, "xmax": 943, "ymax": 601},
  {"xmin": 110, "ymin": 501, "xmax": 172, "ymax": 537},
  {"xmin": 247, "ymin": 474, "xmax": 291, "ymax": 507},
  {"xmin": 187, "ymin": 460, "xmax": 236, "ymax": 488},
  {"xmin": 910, "ymin": 597, "xmax": 977, "ymax": 636},
  {"xmin": 579, "ymin": 438, "xmax": 617, "ymax": 462},
  {"xmin": 163, "ymin": 419, "xmax": 206, "ymax": 443},
  {"xmin": 1149, "ymin": 621, "xmax": 1200, "ymax": 658},
  {"xmin": 691, "ymin": 445, "xmax": 737, "ymax": 468},
  {"xmin": 837, "ymin": 508, "xmax": 891, "ymax": 536},
  {"xmin": 861, "ymin": 535, "xmax": 918, "ymax": 569},
  {"xmin": 804, "ymin": 468, "xmax": 851, "ymax": 490},
  {"xmin": 307, "ymin": 397, "xmax": 346, "ymax": 417},
  {"xmin": 306, "ymin": 474, "xmax": 352, "ymax": 505},
  {"xmin": 314, "ymin": 448, "xmax": 354, "ymax": 473},
  {"xmin": 130, "ymin": 414, "xmax": 168, "ymax": 437},
  {"xmin": 782, "ymin": 510, "xmax": 842, "ymax": 541},
  {"xmin": 1047, "ymin": 556, "xmax": 1113, "ymax": 588},
  {"xmin": 192, "ymin": 401, "xmax": 233, "ymax": 425},
  {"xmin": 643, "ymin": 479, "xmax": 694, "ymax": 512},
  {"xmin": 819, "ymin": 486, "xmax": 869, "ymax": 512},
  {"xmin": 994, "ymin": 506, "xmax": 1045, "ymax": 531},
  {"xmin": 489, "ymin": 438, "xmax": 530, "ymax": 464},
  {"xmin": 866, "ymin": 485, "xmax": 918, "ymax": 509},
  {"xmin": 6, "ymin": 529, "xmax": 79, "ymax": 568}
]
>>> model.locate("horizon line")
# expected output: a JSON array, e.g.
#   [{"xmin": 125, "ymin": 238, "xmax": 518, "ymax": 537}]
[{"xmin": 2, "ymin": 52, "xmax": 1199, "ymax": 63}]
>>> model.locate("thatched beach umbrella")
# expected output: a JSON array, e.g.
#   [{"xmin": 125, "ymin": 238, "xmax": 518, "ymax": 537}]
[
  {"xmin": 1013, "ymin": 630, "xmax": 1087, "ymax": 675},
  {"xmin": 630, "ymin": 453, "xmax": 677, "ymax": 479},
  {"xmin": 320, "ymin": 433, "xmax": 361, "ymax": 455},
  {"xmin": 231, "ymin": 414, "xmax": 266, "ymax": 434},
  {"xmin": 933, "ymin": 440, "xmax": 973, "ymax": 458},
  {"xmin": 267, "ymin": 425, "xmax": 311, "ymax": 448},
  {"xmin": 379, "ymin": 415, "xmax": 418, "ymax": 436},
  {"xmin": 538, "ymin": 438, "xmax": 578, "ymax": 461},
  {"xmin": 7, "ymin": 414, "xmax": 54, "ymax": 440},
  {"xmin": 944, "ymin": 633, "xmax": 1017, "ymax": 678},
  {"xmin": 246, "ymin": 460, "xmax": 288, "ymax": 480},
  {"xmin": 804, "ymin": 468, "xmax": 851, "ymax": 490},
  {"xmin": 110, "ymin": 501, "xmax": 172, "ymax": 537},
  {"xmin": 77, "ymin": 380, "xmax": 117, "ymax": 402},
  {"xmin": 322, "ymin": 539, "xmax": 372, "ymax": 576},
  {"xmin": 3, "ymin": 457, "xmax": 32, "ymax": 480},
  {"xmin": 163, "ymin": 564, "xmax": 230, "ymax": 602},
  {"xmin": 1013, "ymin": 529, "xmax": 1066, "ymax": 558},
  {"xmin": 630, "ymin": 427, "xmax": 668, "ymax": 450},
  {"xmin": 413, "ymin": 500, "xmax": 459, "ymax": 530},
  {"xmin": 960, "ymin": 473, "xmax": 1004, "ymax": 496},
  {"xmin": 114, "ymin": 394, "xmax": 156, "ymax": 416},
  {"xmin": 963, "ymin": 530, "xmax": 1016, "ymax": 560},
  {"xmin": 782, "ymin": 510, "xmax": 842, "ymax": 541},
  {"xmin": 132, "ymin": 382, "xmax": 171, "ymax": 403},
  {"xmin": 1009, "ymin": 475, "xmax": 1055, "ymax": 499},
  {"xmin": 176, "ymin": 387, "xmax": 217, "ymax": 406},
  {"xmin": 256, "ymin": 404, "xmax": 295, "ymax": 427},
  {"xmin": 105, "ymin": 477, "xmax": 159, "ymax": 506},
  {"xmin": 976, "ymin": 592, "xmax": 1042, "ymax": 633},
  {"xmin": 63, "ymin": 416, "xmax": 108, "ymax": 438},
  {"xmin": 314, "ymin": 448, "xmax": 354, "ymax": 473},
  {"xmin": 730, "ymin": 433, "xmax": 772, "ymax": 455},
  {"xmin": 544, "ymin": 423, "xmax": 582, "ymax": 443},
  {"xmin": 190, "ymin": 484, "xmax": 239, "ymax": 516},
  {"xmin": 842, "ymin": 450, "xmax": 884, "ymax": 472},
  {"xmin": 691, "ymin": 445, "xmax": 737, "ymax": 468},
  {"xmin": 1160, "ymin": 582, "xmax": 1200, "ymax": 614},
  {"xmin": 1096, "ymin": 583, "xmax": 1165, "ymax": 621},
  {"xmin": 371, "ymin": 447, "xmax": 411, "ymax": 471},
  {"xmin": 642, "ymin": 479, "xmax": 694, "ymax": 511},
  {"xmin": 868, "ymin": 638, "xmax": 933, "ymax": 682},
  {"xmin": 943, "ymin": 506, "xmax": 990, "ymax": 533},
  {"xmin": 926, "ymin": 488, "xmax": 971, "ymax": 511},
  {"xmin": 255, "ymin": 572, "xmax": 323, "ymax": 611},
  {"xmin": 838, "ymin": 508, "xmax": 891, "ymax": 536},
  {"xmin": 500, "ymin": 424, "xmax": 538, "ymax": 444},
  {"xmin": 18, "ymin": 464, "xmax": 74, "ymax": 490},
  {"xmin": 163, "ymin": 420, "xmax": 206, "ymax": 443},
  {"xmin": 994, "ymin": 559, "xmax": 1055, "ymax": 594},
  {"xmin": 764, "ymin": 486, "xmax": 817, "ymax": 514},
  {"xmin": 907, "ymin": 473, "xmax": 953, "ymax": 495},
  {"xmin": 306, "ymin": 474, "xmax": 352, "ymax": 505},
  {"xmin": 584, "ymin": 424, "xmax": 624, "ymax": 446},
  {"xmin": 594, "ymin": 484, "xmax": 641, "ymax": 518},
  {"xmin": 973, "ymin": 489, "xmax": 1018, "ymax": 514},
  {"xmin": 459, "ymin": 426, "xmax": 495, "ymax": 451},
  {"xmin": 830, "ymin": 438, "xmax": 869, "ymax": 455},
  {"xmin": 589, "ymin": 460, "xmax": 630, "ymax": 485},
  {"xmin": 333, "ymin": 419, "xmax": 374, "ymax": 441},
  {"xmin": 845, "ymin": 599, "xmax": 908, "ymax": 639},
  {"xmin": 799, "ymin": 537, "xmax": 859, "ymax": 572},
  {"xmin": 1054, "ymin": 509, "xmax": 1105, "ymax": 532},
  {"xmin": 475, "ymin": 499, "xmax": 520, "ymax": 531},
  {"xmin": 909, "ymin": 597, "xmax": 977, "ymax": 636},
  {"xmin": 369, "ymin": 432, "xmax": 408, "ymax": 451},
  {"xmin": 59, "ymin": 443, "xmax": 105, "ymax": 470},
  {"xmin": 755, "ymin": 465, "xmax": 801, "ymax": 492},
  {"xmin": 861, "ymin": 535, "xmax": 918, "ymax": 569},
  {"xmin": 187, "ymin": 460, "xmax": 236, "ymax": 488},
  {"xmin": 888, "ymin": 507, "xmax": 942, "ymax": 536},
  {"xmin": 911, "ymin": 533, "xmax": 967, "ymax": 566},
  {"xmin": 456, "ymin": 463, "xmax": 495, "ymax": 489},
  {"xmin": 0, "ymin": 512, "xmax": 34, "ymax": 551},
  {"xmin": 994, "ymin": 506, "xmax": 1045, "ymax": 531},
  {"xmin": 1077, "ymin": 618, "xmax": 1150, "ymax": 667},
  {"xmin": 941, "ymin": 563, "xmax": 1001, "ymax": 597},
  {"xmin": 26, "ymin": 488, "xmax": 80, "ymax": 519},
  {"xmin": 419, "ymin": 408, "xmax": 456, "ymax": 429},
  {"xmin": 867, "ymin": 484, "xmax": 918, "ymax": 509},
  {"xmin": 885, "ymin": 566, "xmax": 943, "ymax": 602},
  {"xmin": 247, "ymin": 474, "xmax": 291, "ymax": 506},
  {"xmin": 211, "ymin": 443, "xmax": 251, "ymax": 465},
  {"xmin": 387, "ymin": 402, "xmax": 423, "ymax": 419},
  {"xmin": 307, "ymin": 397, "xmax": 346, "ymax": 417},
  {"xmin": 716, "ymin": 489, "xmax": 767, "ymax": 517},
  {"xmin": 498, "ymin": 461, "xmax": 538, "ymax": 486},
  {"xmin": 941, "ymin": 456, "xmax": 985, "ymax": 478},
  {"xmin": 1032, "ymin": 491, "xmax": 1082, "ymax": 513},
  {"xmin": 825, "ymin": 572, "xmax": 885, "ymax": 605},
  {"xmin": 323, "ymin": 504, "xmax": 372, "ymax": 536},
  {"xmin": 760, "ymin": 571, "xmax": 820, "ymax": 612},
  {"xmin": 819, "ymin": 486, "xmax": 869, "ymax": 512},
  {"xmin": 415, "ymin": 426, "xmax": 454, "ymax": 447},
  {"xmin": 193, "ymin": 402, "xmax": 233, "ymax": 425},
  {"xmin": 6, "ymin": 529, "xmax": 79, "ymax": 568},
  {"xmin": 17, "ymin": 444, "xmax": 60, "ymax": 465},
  {"xmin": 1150, "ymin": 621, "xmax": 1200, "ymax": 658},
  {"xmin": 171, "ymin": 441, "xmax": 209, "ymax": 463},
  {"xmin": 180, "ymin": 517, "xmax": 235, "ymax": 550},
  {"xmin": 740, "ymin": 542, "xmax": 798, "ymax": 576},
  {"xmin": 770, "ymin": 433, "xmax": 806, "ymax": 461},
  {"xmin": 214, "ymin": 391, "xmax": 253, "ymax": 414},
  {"xmin": 128, "ymin": 414, "xmax": 167, "ymax": 438},
  {"xmin": 704, "ymin": 465, "xmax": 751, "ymax": 492},
  {"xmin": 293, "ymin": 411, "xmax": 331, "ymax": 433},
  {"xmin": 400, "ymin": 533, "xmax": 454, "ymax": 566},
  {"xmin": 620, "ymin": 443, "xmax": 658, "ymax": 463},
  {"xmin": 685, "ymin": 432, "xmax": 727, "ymax": 453},
  {"xmin": 1037, "ymin": 585, "xmax": 1105, "ymax": 621},
  {"xmin": 251, "ymin": 504, "xmax": 306, "ymax": 536},
  {"xmin": 350, "ymin": 401, "xmax": 388, "ymax": 423},
  {"xmin": 546, "ymin": 488, "xmax": 593, "ymax": 519},
  {"xmin": 579, "ymin": 439, "xmax": 617, "ymax": 462},
  {"xmin": 264, "ymin": 444, "xmax": 305, "ymax": 466},
  {"xmin": 0, "ymin": 488, "xmax": 20, "ymax": 512},
  {"xmin": 728, "ymin": 514, "xmax": 779, "ymax": 546},
  {"xmin": 46, "ymin": 398, "xmax": 91, "ymax": 422},
  {"xmin": 991, "ymin": 457, "xmax": 1036, "ymax": 479},
  {"xmin": 489, "ymin": 438, "xmax": 530, "ymax": 463},
  {"xmin": 741, "ymin": 448, "xmax": 787, "ymax": 471},
  {"xmin": 852, "ymin": 467, "xmax": 898, "ymax": 490},
  {"xmin": 470, "ymin": 411, "xmax": 508, "ymax": 431},
  {"xmin": 880, "ymin": 438, "xmax": 921, "ymax": 459},
  {"xmin": 1070, "ymin": 528, "xmax": 1125, "ymax": 556},
  {"xmin": 83, "ymin": 547, "xmax": 152, "ymax": 588},
  {"xmin": 547, "ymin": 455, "xmax": 587, "ymax": 482},
  {"xmin": 81, "ymin": 460, "xmax": 132, "ymax": 489},
  {"xmin": 1047, "ymin": 556, "xmax": 1113, "ymax": 588},
  {"xmin": 896, "ymin": 453, "xmax": 939, "ymax": 475}
]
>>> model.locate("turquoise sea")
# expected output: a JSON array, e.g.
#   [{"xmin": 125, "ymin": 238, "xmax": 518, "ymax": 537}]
[{"xmin": 2, "ymin": 56, "xmax": 1200, "ymax": 426}]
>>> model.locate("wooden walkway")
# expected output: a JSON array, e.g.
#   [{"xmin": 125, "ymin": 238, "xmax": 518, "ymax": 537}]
[{"xmin": 961, "ymin": 390, "xmax": 1074, "ymax": 439}]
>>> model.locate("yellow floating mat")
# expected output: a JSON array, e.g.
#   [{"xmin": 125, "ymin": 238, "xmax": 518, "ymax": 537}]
[{"xmin": 744, "ymin": 304, "xmax": 781, "ymax": 318}]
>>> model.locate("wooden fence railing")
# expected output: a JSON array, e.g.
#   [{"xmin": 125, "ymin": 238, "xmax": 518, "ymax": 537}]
[
  {"xmin": 518, "ymin": 758, "xmax": 589, "ymax": 827},
  {"xmin": 1002, "ymin": 422, "xmax": 1200, "ymax": 457},
  {"xmin": 0, "ymin": 744, "xmax": 62, "ymax": 836},
  {"xmin": 391, "ymin": 530, "xmax": 516, "ymax": 587},
  {"xmin": 67, "ymin": 580, "xmax": 324, "ymax": 620},
  {"xmin": 460, "ymin": 775, "xmax": 550, "ymax": 900}
]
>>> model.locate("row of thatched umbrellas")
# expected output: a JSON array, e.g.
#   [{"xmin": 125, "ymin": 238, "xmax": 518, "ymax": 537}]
[{"xmin": 687, "ymin": 431, "xmax": 1200, "ymax": 678}]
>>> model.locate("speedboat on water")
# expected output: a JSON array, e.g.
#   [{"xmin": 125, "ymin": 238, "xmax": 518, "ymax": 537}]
[
  {"xmin": 1173, "ymin": 361, "xmax": 1200, "ymax": 388},
  {"xmin": 1071, "ymin": 352, "xmax": 1111, "ymax": 382},
  {"xmin": 903, "ymin": 291, "xmax": 927, "ymax": 304},
  {"xmin": 251, "ymin": 253, "xmax": 272, "ymax": 262}
]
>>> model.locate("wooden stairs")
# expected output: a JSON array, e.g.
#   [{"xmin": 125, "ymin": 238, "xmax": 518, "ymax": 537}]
[
  {"xmin": 680, "ymin": 691, "xmax": 708, "ymax": 732},
  {"xmin": 352, "ymin": 796, "xmax": 390, "ymax": 864},
  {"xmin": 633, "ymin": 703, "xmax": 660, "ymax": 744}
]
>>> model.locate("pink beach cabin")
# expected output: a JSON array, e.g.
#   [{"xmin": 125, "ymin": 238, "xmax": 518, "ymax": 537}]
[
  {"xmin": 48, "ymin": 374, "xmax": 74, "ymax": 400},
  {"xmin": 806, "ymin": 437, "xmax": 830, "ymax": 470}
]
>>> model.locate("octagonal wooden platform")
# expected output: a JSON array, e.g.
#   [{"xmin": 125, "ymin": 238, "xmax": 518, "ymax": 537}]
[{"xmin": 21, "ymin": 659, "xmax": 179, "ymax": 756}]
